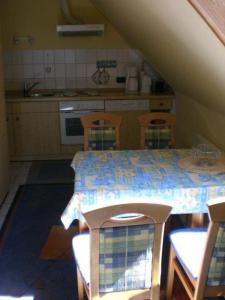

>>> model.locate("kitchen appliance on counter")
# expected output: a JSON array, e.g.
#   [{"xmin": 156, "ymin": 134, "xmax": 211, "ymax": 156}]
[
  {"xmin": 125, "ymin": 66, "xmax": 138, "ymax": 94},
  {"xmin": 59, "ymin": 100, "xmax": 104, "ymax": 144},
  {"xmin": 140, "ymin": 72, "xmax": 151, "ymax": 94}
]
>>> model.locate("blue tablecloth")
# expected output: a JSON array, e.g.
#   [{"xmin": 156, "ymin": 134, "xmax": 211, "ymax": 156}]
[{"xmin": 61, "ymin": 149, "xmax": 225, "ymax": 229}]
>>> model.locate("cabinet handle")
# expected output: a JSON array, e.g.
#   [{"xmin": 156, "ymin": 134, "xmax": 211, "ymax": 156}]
[{"xmin": 16, "ymin": 117, "xmax": 20, "ymax": 121}]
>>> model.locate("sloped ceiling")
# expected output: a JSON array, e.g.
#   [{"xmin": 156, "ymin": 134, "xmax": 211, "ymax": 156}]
[{"xmin": 92, "ymin": 0, "xmax": 225, "ymax": 113}]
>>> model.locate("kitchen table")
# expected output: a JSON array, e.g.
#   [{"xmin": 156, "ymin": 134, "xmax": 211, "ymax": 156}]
[{"xmin": 61, "ymin": 149, "xmax": 225, "ymax": 229}]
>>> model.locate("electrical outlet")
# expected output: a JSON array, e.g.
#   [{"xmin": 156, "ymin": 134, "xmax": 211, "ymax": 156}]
[{"xmin": 116, "ymin": 76, "xmax": 126, "ymax": 83}]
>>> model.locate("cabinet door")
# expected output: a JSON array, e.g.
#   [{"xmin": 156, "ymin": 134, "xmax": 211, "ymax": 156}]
[
  {"xmin": 0, "ymin": 133, "xmax": 9, "ymax": 203},
  {"xmin": 14, "ymin": 112, "xmax": 60, "ymax": 156},
  {"xmin": 6, "ymin": 113, "xmax": 15, "ymax": 156},
  {"xmin": 0, "ymin": 37, "xmax": 9, "ymax": 202}
]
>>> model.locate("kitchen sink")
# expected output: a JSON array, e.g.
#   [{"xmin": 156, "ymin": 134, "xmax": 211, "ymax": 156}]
[{"xmin": 29, "ymin": 92, "xmax": 55, "ymax": 97}]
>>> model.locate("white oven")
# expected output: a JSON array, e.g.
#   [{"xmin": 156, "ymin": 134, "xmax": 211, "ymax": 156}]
[{"xmin": 59, "ymin": 100, "xmax": 104, "ymax": 144}]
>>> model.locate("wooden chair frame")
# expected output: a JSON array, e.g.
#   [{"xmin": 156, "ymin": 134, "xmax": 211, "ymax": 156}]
[
  {"xmin": 75, "ymin": 202, "xmax": 172, "ymax": 300},
  {"xmin": 80, "ymin": 112, "xmax": 122, "ymax": 151},
  {"xmin": 138, "ymin": 112, "xmax": 176, "ymax": 149},
  {"xmin": 166, "ymin": 198, "xmax": 225, "ymax": 300}
]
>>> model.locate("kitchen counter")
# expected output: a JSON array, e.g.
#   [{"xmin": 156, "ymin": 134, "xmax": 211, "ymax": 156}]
[{"xmin": 5, "ymin": 89, "xmax": 174, "ymax": 102}]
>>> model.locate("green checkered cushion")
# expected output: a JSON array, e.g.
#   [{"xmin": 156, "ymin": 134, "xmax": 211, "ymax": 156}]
[
  {"xmin": 99, "ymin": 224, "xmax": 154, "ymax": 292},
  {"xmin": 207, "ymin": 223, "xmax": 225, "ymax": 286},
  {"xmin": 144, "ymin": 126, "xmax": 172, "ymax": 149},
  {"xmin": 88, "ymin": 127, "xmax": 116, "ymax": 150}
]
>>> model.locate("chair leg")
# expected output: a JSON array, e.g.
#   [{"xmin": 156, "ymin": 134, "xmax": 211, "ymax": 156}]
[
  {"xmin": 77, "ymin": 267, "xmax": 85, "ymax": 300},
  {"xmin": 166, "ymin": 247, "xmax": 176, "ymax": 300}
]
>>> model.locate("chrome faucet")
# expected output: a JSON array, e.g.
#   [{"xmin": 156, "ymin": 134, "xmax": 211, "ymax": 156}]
[{"xmin": 23, "ymin": 81, "xmax": 40, "ymax": 97}]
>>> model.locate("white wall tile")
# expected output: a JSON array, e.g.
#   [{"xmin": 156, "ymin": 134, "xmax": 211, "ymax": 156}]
[
  {"xmin": 117, "ymin": 63, "xmax": 126, "ymax": 77},
  {"xmin": 108, "ymin": 68, "xmax": 117, "ymax": 77},
  {"xmin": 32, "ymin": 50, "xmax": 44, "ymax": 64},
  {"xmin": 13, "ymin": 65, "xmax": 24, "ymax": 79},
  {"xmin": 76, "ymin": 64, "xmax": 86, "ymax": 77},
  {"xmin": 55, "ymin": 78, "xmax": 66, "ymax": 89},
  {"xmin": 5, "ymin": 65, "xmax": 13, "ymax": 80},
  {"xmin": 65, "ymin": 49, "xmax": 76, "ymax": 63},
  {"xmin": 33, "ymin": 64, "xmax": 44, "ymax": 79},
  {"xmin": 12, "ymin": 51, "xmax": 23, "ymax": 65},
  {"xmin": 55, "ymin": 64, "xmax": 65, "ymax": 78},
  {"xmin": 54, "ymin": 50, "xmax": 65, "ymax": 63},
  {"xmin": 3, "ymin": 48, "xmax": 145, "ymax": 91},
  {"xmin": 106, "ymin": 49, "xmax": 118, "ymax": 60},
  {"xmin": 65, "ymin": 64, "xmax": 76, "ymax": 78},
  {"xmin": 86, "ymin": 64, "xmax": 96, "ymax": 77},
  {"xmin": 44, "ymin": 64, "xmax": 55, "ymax": 78},
  {"xmin": 44, "ymin": 50, "xmax": 54, "ymax": 64},
  {"xmin": 118, "ymin": 49, "xmax": 129, "ymax": 62},
  {"xmin": 4, "ymin": 52, "xmax": 12, "ymax": 65},
  {"xmin": 76, "ymin": 77, "xmax": 87, "ymax": 88},
  {"xmin": 76, "ymin": 49, "xmax": 87, "ymax": 63},
  {"xmin": 85, "ymin": 49, "xmax": 96, "ymax": 63},
  {"xmin": 66, "ymin": 78, "xmax": 77, "ymax": 89},
  {"xmin": 22, "ymin": 50, "xmax": 33, "ymax": 64},
  {"xmin": 97, "ymin": 49, "xmax": 107, "ymax": 60},
  {"xmin": 45, "ymin": 78, "xmax": 56, "ymax": 89},
  {"xmin": 23, "ymin": 65, "xmax": 33, "ymax": 78}
]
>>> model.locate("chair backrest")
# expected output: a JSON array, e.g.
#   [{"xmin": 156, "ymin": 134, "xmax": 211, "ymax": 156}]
[
  {"xmin": 196, "ymin": 197, "xmax": 225, "ymax": 299},
  {"xmin": 138, "ymin": 112, "xmax": 176, "ymax": 149},
  {"xmin": 83, "ymin": 202, "xmax": 172, "ymax": 300},
  {"xmin": 81, "ymin": 112, "xmax": 122, "ymax": 151}
]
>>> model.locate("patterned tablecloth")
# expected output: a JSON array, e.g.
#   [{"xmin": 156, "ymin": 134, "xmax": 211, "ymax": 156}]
[{"xmin": 61, "ymin": 149, "xmax": 225, "ymax": 229}]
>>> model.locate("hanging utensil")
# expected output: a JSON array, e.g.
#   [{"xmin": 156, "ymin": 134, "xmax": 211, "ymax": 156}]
[
  {"xmin": 92, "ymin": 67, "xmax": 101, "ymax": 85},
  {"xmin": 99, "ymin": 67, "xmax": 110, "ymax": 85}
]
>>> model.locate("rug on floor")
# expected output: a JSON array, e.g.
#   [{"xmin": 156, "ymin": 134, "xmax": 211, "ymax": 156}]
[
  {"xmin": 40, "ymin": 225, "xmax": 78, "ymax": 260},
  {"xmin": 26, "ymin": 160, "xmax": 74, "ymax": 184},
  {"xmin": 0, "ymin": 183, "xmax": 77, "ymax": 300}
]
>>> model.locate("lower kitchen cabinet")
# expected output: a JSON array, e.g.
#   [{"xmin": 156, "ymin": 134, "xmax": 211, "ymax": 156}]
[
  {"xmin": 0, "ymin": 133, "xmax": 9, "ymax": 202},
  {"xmin": 13, "ymin": 112, "xmax": 60, "ymax": 156},
  {"xmin": 7, "ymin": 102, "xmax": 61, "ymax": 159}
]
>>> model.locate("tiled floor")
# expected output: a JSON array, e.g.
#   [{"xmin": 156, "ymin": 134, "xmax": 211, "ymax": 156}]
[{"xmin": 0, "ymin": 161, "xmax": 32, "ymax": 230}]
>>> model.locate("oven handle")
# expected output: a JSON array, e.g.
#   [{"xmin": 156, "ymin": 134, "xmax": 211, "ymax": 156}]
[{"xmin": 59, "ymin": 109, "xmax": 104, "ymax": 113}]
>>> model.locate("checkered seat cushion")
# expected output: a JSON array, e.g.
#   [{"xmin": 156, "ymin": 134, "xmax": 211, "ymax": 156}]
[
  {"xmin": 88, "ymin": 127, "xmax": 116, "ymax": 150},
  {"xmin": 170, "ymin": 224, "xmax": 225, "ymax": 285},
  {"xmin": 72, "ymin": 224, "xmax": 154, "ymax": 293},
  {"xmin": 144, "ymin": 126, "xmax": 172, "ymax": 149}
]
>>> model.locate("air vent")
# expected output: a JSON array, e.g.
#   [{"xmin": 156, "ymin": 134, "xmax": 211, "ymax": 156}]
[{"xmin": 56, "ymin": 24, "xmax": 105, "ymax": 36}]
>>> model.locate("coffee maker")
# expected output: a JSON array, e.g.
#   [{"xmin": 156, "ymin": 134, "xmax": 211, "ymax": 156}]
[{"xmin": 125, "ymin": 66, "xmax": 138, "ymax": 94}]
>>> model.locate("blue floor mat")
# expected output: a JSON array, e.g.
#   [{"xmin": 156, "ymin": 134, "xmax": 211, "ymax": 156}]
[{"xmin": 0, "ymin": 184, "xmax": 77, "ymax": 300}]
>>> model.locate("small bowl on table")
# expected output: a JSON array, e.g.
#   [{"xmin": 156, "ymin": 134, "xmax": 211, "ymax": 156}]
[{"xmin": 192, "ymin": 144, "xmax": 221, "ymax": 167}]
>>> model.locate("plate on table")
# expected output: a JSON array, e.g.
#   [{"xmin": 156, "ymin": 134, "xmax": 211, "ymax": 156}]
[{"xmin": 178, "ymin": 155, "xmax": 225, "ymax": 175}]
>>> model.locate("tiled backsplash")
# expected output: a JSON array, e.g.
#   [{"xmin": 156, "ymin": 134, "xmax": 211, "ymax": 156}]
[{"xmin": 3, "ymin": 48, "xmax": 144, "ymax": 91}]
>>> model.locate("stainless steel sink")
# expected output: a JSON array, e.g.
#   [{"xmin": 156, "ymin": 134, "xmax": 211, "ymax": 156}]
[{"xmin": 29, "ymin": 92, "xmax": 55, "ymax": 97}]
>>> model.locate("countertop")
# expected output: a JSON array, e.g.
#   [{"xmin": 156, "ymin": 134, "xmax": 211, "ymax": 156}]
[{"xmin": 5, "ymin": 89, "xmax": 174, "ymax": 103}]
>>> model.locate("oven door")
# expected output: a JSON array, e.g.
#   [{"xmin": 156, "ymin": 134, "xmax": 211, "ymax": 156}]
[{"xmin": 60, "ymin": 110, "xmax": 91, "ymax": 145}]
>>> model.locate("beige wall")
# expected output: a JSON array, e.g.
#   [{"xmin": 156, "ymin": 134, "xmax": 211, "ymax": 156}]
[
  {"xmin": 92, "ymin": 0, "xmax": 225, "ymax": 113},
  {"xmin": 176, "ymin": 93, "xmax": 225, "ymax": 151},
  {"xmin": 0, "ymin": 0, "xmax": 129, "ymax": 50},
  {"xmin": 92, "ymin": 0, "xmax": 225, "ymax": 148}
]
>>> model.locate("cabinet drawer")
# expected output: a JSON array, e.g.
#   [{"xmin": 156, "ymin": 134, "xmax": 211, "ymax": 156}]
[
  {"xmin": 8, "ymin": 101, "xmax": 58, "ymax": 113},
  {"xmin": 149, "ymin": 98, "xmax": 173, "ymax": 111},
  {"xmin": 105, "ymin": 99, "xmax": 149, "ymax": 111}
]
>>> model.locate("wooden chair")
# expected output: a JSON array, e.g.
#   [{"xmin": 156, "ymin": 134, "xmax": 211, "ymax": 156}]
[
  {"xmin": 81, "ymin": 112, "xmax": 122, "ymax": 151},
  {"xmin": 138, "ymin": 112, "xmax": 176, "ymax": 149},
  {"xmin": 166, "ymin": 197, "xmax": 225, "ymax": 300},
  {"xmin": 72, "ymin": 202, "xmax": 172, "ymax": 300}
]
